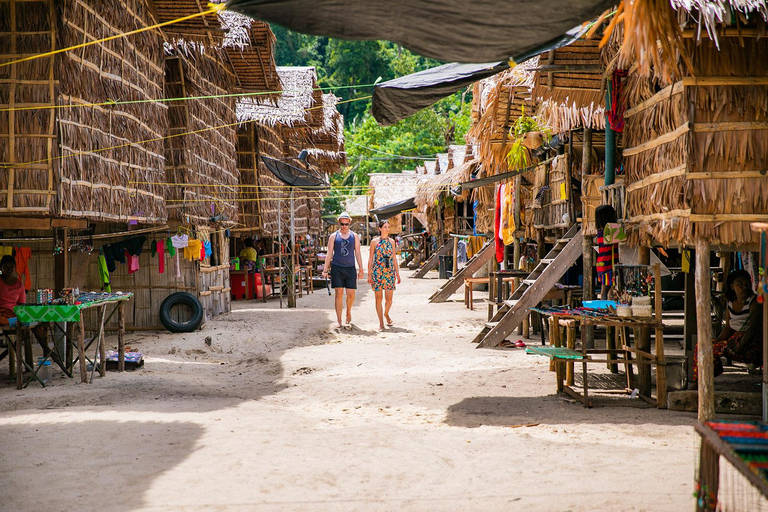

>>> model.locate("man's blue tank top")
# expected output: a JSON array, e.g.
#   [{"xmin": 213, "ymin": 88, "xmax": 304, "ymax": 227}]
[{"xmin": 332, "ymin": 231, "xmax": 356, "ymax": 267}]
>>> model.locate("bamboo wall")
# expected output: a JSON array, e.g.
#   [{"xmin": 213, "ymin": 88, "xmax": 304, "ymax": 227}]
[
  {"xmin": 236, "ymin": 124, "xmax": 262, "ymax": 232},
  {"xmin": 624, "ymin": 36, "xmax": 768, "ymax": 247},
  {"xmin": 165, "ymin": 45, "xmax": 239, "ymax": 227}
]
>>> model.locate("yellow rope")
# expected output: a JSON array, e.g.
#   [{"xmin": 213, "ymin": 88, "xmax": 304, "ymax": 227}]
[
  {"xmin": 1, "ymin": 96, "xmax": 369, "ymax": 170},
  {"xmin": 0, "ymin": 3, "xmax": 226, "ymax": 69}
]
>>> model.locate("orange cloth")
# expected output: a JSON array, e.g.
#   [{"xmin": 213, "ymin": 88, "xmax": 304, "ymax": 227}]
[
  {"xmin": 14, "ymin": 247, "xmax": 32, "ymax": 291},
  {"xmin": 184, "ymin": 239, "xmax": 203, "ymax": 261}
]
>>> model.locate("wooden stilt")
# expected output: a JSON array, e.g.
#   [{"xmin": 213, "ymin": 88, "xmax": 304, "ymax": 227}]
[
  {"xmin": 696, "ymin": 237, "xmax": 715, "ymax": 421},
  {"xmin": 118, "ymin": 301, "xmax": 125, "ymax": 372},
  {"xmin": 15, "ymin": 322, "xmax": 23, "ymax": 390},
  {"xmin": 98, "ymin": 305, "xmax": 107, "ymax": 377},
  {"xmin": 77, "ymin": 320, "xmax": 87, "ymax": 383},
  {"xmin": 653, "ymin": 263, "xmax": 667, "ymax": 408}
]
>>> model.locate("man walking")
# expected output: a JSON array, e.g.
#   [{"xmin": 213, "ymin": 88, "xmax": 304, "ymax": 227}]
[{"xmin": 322, "ymin": 212, "xmax": 364, "ymax": 329}]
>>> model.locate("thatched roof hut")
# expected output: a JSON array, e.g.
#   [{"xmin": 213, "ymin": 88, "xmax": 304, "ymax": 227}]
[
  {"xmin": 0, "ymin": 0, "xmax": 168, "ymax": 224},
  {"xmin": 611, "ymin": 2, "xmax": 768, "ymax": 248},
  {"xmin": 369, "ymin": 171, "xmax": 429, "ymax": 233},
  {"xmin": 164, "ymin": 42, "xmax": 239, "ymax": 227}
]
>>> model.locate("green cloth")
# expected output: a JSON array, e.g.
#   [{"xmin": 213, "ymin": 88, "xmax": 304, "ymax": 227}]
[
  {"xmin": 151, "ymin": 240, "xmax": 157, "ymax": 257},
  {"xmin": 15, "ymin": 294, "xmax": 134, "ymax": 323},
  {"xmin": 525, "ymin": 346, "xmax": 584, "ymax": 360},
  {"xmin": 239, "ymin": 247, "xmax": 258, "ymax": 262},
  {"xmin": 165, "ymin": 237, "xmax": 176, "ymax": 257},
  {"xmin": 98, "ymin": 254, "xmax": 111, "ymax": 293}
]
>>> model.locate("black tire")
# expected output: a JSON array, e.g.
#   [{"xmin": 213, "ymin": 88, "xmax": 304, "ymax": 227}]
[{"xmin": 159, "ymin": 292, "xmax": 204, "ymax": 333}]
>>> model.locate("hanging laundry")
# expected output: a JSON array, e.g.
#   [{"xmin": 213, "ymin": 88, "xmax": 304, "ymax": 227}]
[
  {"xmin": 184, "ymin": 239, "xmax": 203, "ymax": 261},
  {"xmin": 607, "ymin": 69, "xmax": 628, "ymax": 132},
  {"xmin": 151, "ymin": 240, "xmax": 158, "ymax": 257},
  {"xmin": 14, "ymin": 247, "xmax": 32, "ymax": 291},
  {"xmin": 0, "ymin": 247, "xmax": 12, "ymax": 257},
  {"xmin": 502, "ymin": 182, "xmax": 515, "ymax": 245},
  {"xmin": 157, "ymin": 239, "xmax": 165, "ymax": 274},
  {"xmin": 171, "ymin": 234, "xmax": 189, "ymax": 278},
  {"xmin": 127, "ymin": 254, "xmax": 140, "ymax": 274},
  {"xmin": 102, "ymin": 236, "xmax": 146, "ymax": 272},
  {"xmin": 203, "ymin": 240, "xmax": 212, "ymax": 259},
  {"xmin": 98, "ymin": 254, "xmax": 111, "ymax": 292},
  {"xmin": 165, "ymin": 237, "xmax": 176, "ymax": 257},
  {"xmin": 494, "ymin": 184, "xmax": 504, "ymax": 263},
  {"xmin": 456, "ymin": 240, "xmax": 468, "ymax": 267}
]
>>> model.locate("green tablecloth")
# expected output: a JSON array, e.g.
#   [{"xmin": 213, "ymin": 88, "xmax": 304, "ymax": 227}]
[{"xmin": 14, "ymin": 293, "xmax": 133, "ymax": 323}]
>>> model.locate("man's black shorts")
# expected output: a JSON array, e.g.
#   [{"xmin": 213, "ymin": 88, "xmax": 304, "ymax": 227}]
[{"xmin": 330, "ymin": 266, "xmax": 357, "ymax": 289}]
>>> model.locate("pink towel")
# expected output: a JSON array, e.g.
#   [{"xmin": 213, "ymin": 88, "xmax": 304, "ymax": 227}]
[{"xmin": 128, "ymin": 254, "xmax": 140, "ymax": 274}]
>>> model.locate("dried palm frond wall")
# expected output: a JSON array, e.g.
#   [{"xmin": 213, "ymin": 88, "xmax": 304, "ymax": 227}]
[
  {"xmin": 164, "ymin": 44, "xmax": 238, "ymax": 227},
  {"xmin": 624, "ymin": 34, "xmax": 768, "ymax": 247},
  {"xmin": 0, "ymin": 0, "xmax": 169, "ymax": 223},
  {"xmin": 236, "ymin": 123, "xmax": 262, "ymax": 231},
  {"xmin": 532, "ymin": 38, "xmax": 605, "ymax": 110}
]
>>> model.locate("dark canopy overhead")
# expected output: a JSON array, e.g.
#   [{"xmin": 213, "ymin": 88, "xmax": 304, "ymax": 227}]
[
  {"xmin": 370, "ymin": 197, "xmax": 417, "ymax": 219},
  {"xmin": 226, "ymin": 0, "xmax": 614, "ymax": 63},
  {"xmin": 372, "ymin": 62, "xmax": 507, "ymax": 126},
  {"xmin": 261, "ymin": 156, "xmax": 328, "ymax": 190},
  {"xmin": 371, "ymin": 22, "xmax": 595, "ymax": 125}
]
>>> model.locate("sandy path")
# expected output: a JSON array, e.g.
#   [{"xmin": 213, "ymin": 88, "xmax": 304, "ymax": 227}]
[{"xmin": 0, "ymin": 250, "xmax": 697, "ymax": 511}]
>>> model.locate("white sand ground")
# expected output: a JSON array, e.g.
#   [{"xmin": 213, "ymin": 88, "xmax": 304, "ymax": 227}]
[{"xmin": 0, "ymin": 248, "xmax": 698, "ymax": 511}]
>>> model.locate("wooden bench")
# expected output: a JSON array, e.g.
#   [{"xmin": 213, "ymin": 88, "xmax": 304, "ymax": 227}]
[{"xmin": 464, "ymin": 276, "xmax": 515, "ymax": 310}]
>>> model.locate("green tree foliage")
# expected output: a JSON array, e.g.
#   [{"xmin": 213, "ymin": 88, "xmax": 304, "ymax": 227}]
[{"xmin": 270, "ymin": 26, "xmax": 473, "ymax": 204}]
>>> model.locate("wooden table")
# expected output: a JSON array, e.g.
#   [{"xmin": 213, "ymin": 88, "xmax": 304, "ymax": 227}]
[
  {"xmin": 13, "ymin": 293, "xmax": 133, "ymax": 389},
  {"xmin": 529, "ymin": 307, "xmax": 666, "ymax": 408}
]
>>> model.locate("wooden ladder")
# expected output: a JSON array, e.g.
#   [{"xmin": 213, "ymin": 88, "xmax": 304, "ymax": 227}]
[
  {"xmin": 411, "ymin": 240, "xmax": 452, "ymax": 278},
  {"xmin": 428, "ymin": 241, "xmax": 494, "ymax": 303},
  {"xmin": 473, "ymin": 224, "xmax": 583, "ymax": 348}
]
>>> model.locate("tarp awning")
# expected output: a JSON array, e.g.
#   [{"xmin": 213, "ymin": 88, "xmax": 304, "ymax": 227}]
[
  {"xmin": 261, "ymin": 156, "xmax": 328, "ymax": 189},
  {"xmin": 372, "ymin": 62, "xmax": 506, "ymax": 126},
  {"xmin": 226, "ymin": 0, "xmax": 615, "ymax": 64},
  {"xmin": 370, "ymin": 197, "xmax": 417, "ymax": 219},
  {"xmin": 370, "ymin": 23, "xmax": 596, "ymax": 125}
]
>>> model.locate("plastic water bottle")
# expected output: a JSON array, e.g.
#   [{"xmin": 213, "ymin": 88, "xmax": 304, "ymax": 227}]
[{"xmin": 37, "ymin": 358, "xmax": 53, "ymax": 383}]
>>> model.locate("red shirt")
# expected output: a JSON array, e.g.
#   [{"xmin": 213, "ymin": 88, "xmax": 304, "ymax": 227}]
[{"xmin": 0, "ymin": 278, "xmax": 26, "ymax": 312}]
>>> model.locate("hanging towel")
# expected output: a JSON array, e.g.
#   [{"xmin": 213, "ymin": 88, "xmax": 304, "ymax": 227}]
[
  {"xmin": 184, "ymin": 239, "xmax": 203, "ymax": 261},
  {"xmin": 98, "ymin": 254, "xmax": 111, "ymax": 292},
  {"xmin": 157, "ymin": 239, "xmax": 165, "ymax": 274},
  {"xmin": 0, "ymin": 247, "xmax": 12, "ymax": 257},
  {"xmin": 14, "ymin": 247, "xmax": 32, "ymax": 291},
  {"xmin": 151, "ymin": 240, "xmax": 158, "ymax": 257},
  {"xmin": 502, "ymin": 182, "xmax": 515, "ymax": 245},
  {"xmin": 203, "ymin": 240, "xmax": 212, "ymax": 259}
]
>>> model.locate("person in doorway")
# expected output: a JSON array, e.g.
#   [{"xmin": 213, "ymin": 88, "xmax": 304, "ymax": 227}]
[
  {"xmin": 693, "ymin": 269, "xmax": 762, "ymax": 382},
  {"xmin": 595, "ymin": 204, "xmax": 619, "ymax": 300},
  {"xmin": 322, "ymin": 212, "xmax": 364, "ymax": 329},
  {"xmin": 239, "ymin": 238, "xmax": 259, "ymax": 272},
  {"xmin": 368, "ymin": 220, "xmax": 401, "ymax": 330}
]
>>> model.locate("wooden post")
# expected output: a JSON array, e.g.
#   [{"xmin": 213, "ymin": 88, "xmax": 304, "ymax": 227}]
[
  {"xmin": 15, "ymin": 322, "xmax": 23, "ymax": 389},
  {"xmin": 684, "ymin": 254, "xmax": 698, "ymax": 386},
  {"xmin": 118, "ymin": 301, "xmax": 125, "ymax": 372},
  {"xmin": 66, "ymin": 321, "xmax": 74, "ymax": 371},
  {"xmin": 581, "ymin": 127, "xmax": 595, "ymax": 349},
  {"xmin": 696, "ymin": 237, "xmax": 714, "ymax": 421},
  {"xmin": 654, "ymin": 263, "xmax": 667, "ymax": 408},
  {"xmin": 606, "ymin": 327, "xmax": 618, "ymax": 373},
  {"xmin": 77, "ymin": 319, "xmax": 87, "ymax": 383},
  {"xmin": 98, "ymin": 305, "xmax": 107, "ymax": 377},
  {"xmin": 637, "ymin": 246, "xmax": 652, "ymax": 397},
  {"xmin": 564, "ymin": 319, "xmax": 576, "ymax": 385},
  {"xmin": 452, "ymin": 236, "xmax": 458, "ymax": 277}
]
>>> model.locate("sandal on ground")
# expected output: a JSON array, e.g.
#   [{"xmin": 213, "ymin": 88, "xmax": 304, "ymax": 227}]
[{"xmin": 514, "ymin": 340, "xmax": 526, "ymax": 348}]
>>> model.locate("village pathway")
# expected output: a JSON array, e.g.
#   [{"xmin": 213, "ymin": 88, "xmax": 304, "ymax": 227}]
[{"xmin": 0, "ymin": 248, "xmax": 697, "ymax": 511}]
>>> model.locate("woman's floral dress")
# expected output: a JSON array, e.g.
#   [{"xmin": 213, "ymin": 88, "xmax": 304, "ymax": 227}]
[{"xmin": 371, "ymin": 237, "xmax": 395, "ymax": 291}]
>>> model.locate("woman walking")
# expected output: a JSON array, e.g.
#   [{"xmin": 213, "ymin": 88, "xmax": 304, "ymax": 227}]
[{"xmin": 368, "ymin": 220, "xmax": 401, "ymax": 330}]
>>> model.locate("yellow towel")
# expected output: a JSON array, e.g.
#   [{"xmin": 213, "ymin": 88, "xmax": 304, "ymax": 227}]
[
  {"xmin": 501, "ymin": 183, "xmax": 516, "ymax": 245},
  {"xmin": 0, "ymin": 246, "xmax": 13, "ymax": 257}
]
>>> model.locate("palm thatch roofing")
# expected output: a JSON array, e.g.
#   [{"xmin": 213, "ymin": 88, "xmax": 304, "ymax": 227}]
[
  {"xmin": 344, "ymin": 194, "xmax": 369, "ymax": 218},
  {"xmin": 0, "ymin": 0, "xmax": 169, "ymax": 224},
  {"xmin": 237, "ymin": 66, "xmax": 318, "ymax": 126},
  {"xmin": 612, "ymin": 0, "xmax": 768, "ymax": 247}
]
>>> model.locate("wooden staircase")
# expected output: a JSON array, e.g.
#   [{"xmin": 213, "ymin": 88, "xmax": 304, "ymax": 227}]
[
  {"xmin": 428, "ymin": 241, "xmax": 494, "ymax": 303},
  {"xmin": 474, "ymin": 224, "xmax": 583, "ymax": 348},
  {"xmin": 411, "ymin": 241, "xmax": 452, "ymax": 278}
]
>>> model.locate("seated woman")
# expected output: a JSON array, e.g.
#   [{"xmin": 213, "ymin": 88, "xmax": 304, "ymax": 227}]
[
  {"xmin": 0, "ymin": 255, "xmax": 26, "ymax": 327},
  {"xmin": 239, "ymin": 238, "xmax": 259, "ymax": 272},
  {"xmin": 0, "ymin": 255, "xmax": 49, "ymax": 356},
  {"xmin": 693, "ymin": 269, "xmax": 762, "ymax": 382}
]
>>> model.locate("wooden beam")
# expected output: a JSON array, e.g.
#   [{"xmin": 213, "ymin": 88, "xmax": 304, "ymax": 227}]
[
  {"xmin": 693, "ymin": 121, "xmax": 768, "ymax": 132},
  {"xmin": 625, "ymin": 165, "xmax": 686, "ymax": 193},
  {"xmin": 623, "ymin": 122, "xmax": 690, "ymax": 157},
  {"xmin": 683, "ymin": 76, "xmax": 768, "ymax": 86},
  {"xmin": 624, "ymin": 81, "xmax": 684, "ymax": 118},
  {"xmin": 687, "ymin": 171, "xmax": 768, "ymax": 180},
  {"xmin": 690, "ymin": 214, "xmax": 768, "ymax": 223},
  {"xmin": 629, "ymin": 209, "xmax": 691, "ymax": 223},
  {"xmin": 0, "ymin": 217, "xmax": 51, "ymax": 230}
]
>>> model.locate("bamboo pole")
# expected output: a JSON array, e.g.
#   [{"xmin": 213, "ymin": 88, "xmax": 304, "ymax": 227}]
[
  {"xmin": 636, "ymin": 247, "xmax": 652, "ymax": 396},
  {"xmin": 654, "ymin": 263, "xmax": 667, "ymax": 408},
  {"xmin": 77, "ymin": 319, "xmax": 87, "ymax": 383},
  {"xmin": 581, "ymin": 127, "xmax": 594, "ymax": 349},
  {"xmin": 118, "ymin": 301, "xmax": 125, "ymax": 372},
  {"xmin": 696, "ymin": 237, "xmax": 714, "ymax": 421}
]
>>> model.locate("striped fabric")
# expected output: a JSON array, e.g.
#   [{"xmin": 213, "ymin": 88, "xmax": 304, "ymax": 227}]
[{"xmin": 596, "ymin": 229, "xmax": 618, "ymax": 285}]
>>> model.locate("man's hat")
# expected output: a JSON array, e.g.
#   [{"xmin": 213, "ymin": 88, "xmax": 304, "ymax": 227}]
[{"xmin": 338, "ymin": 211, "xmax": 351, "ymax": 220}]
